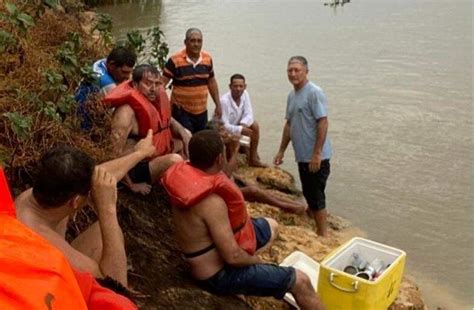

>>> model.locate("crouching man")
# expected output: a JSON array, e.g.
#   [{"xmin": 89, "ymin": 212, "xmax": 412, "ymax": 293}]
[
  {"xmin": 162, "ymin": 130, "xmax": 325, "ymax": 310},
  {"xmin": 105, "ymin": 64, "xmax": 190, "ymax": 195}
]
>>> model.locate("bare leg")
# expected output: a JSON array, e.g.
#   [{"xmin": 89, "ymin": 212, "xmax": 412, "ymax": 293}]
[
  {"xmin": 247, "ymin": 122, "xmax": 267, "ymax": 167},
  {"xmin": 255, "ymin": 217, "xmax": 278, "ymax": 255},
  {"xmin": 241, "ymin": 185, "xmax": 307, "ymax": 214},
  {"xmin": 149, "ymin": 153, "xmax": 183, "ymax": 183},
  {"xmin": 71, "ymin": 221, "xmax": 103, "ymax": 263},
  {"xmin": 309, "ymin": 208, "xmax": 328, "ymax": 237},
  {"xmin": 291, "ymin": 270, "xmax": 325, "ymax": 310}
]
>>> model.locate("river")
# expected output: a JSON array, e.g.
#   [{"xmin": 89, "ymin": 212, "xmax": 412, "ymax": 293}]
[{"xmin": 98, "ymin": 0, "xmax": 472, "ymax": 308}]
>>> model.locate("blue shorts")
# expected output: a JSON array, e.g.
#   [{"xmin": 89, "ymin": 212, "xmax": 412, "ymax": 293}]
[{"xmin": 199, "ymin": 218, "xmax": 296, "ymax": 299}]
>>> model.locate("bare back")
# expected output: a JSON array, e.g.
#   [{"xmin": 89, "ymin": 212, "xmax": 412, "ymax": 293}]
[{"xmin": 171, "ymin": 197, "xmax": 225, "ymax": 280}]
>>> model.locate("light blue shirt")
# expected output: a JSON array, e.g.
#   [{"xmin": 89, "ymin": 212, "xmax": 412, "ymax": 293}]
[
  {"xmin": 92, "ymin": 58, "xmax": 116, "ymax": 94},
  {"xmin": 285, "ymin": 81, "xmax": 332, "ymax": 162}
]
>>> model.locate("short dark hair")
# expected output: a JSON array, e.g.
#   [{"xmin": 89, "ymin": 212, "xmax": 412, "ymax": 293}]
[
  {"xmin": 189, "ymin": 130, "xmax": 224, "ymax": 170},
  {"xmin": 230, "ymin": 73, "xmax": 245, "ymax": 84},
  {"xmin": 132, "ymin": 64, "xmax": 160, "ymax": 84},
  {"xmin": 33, "ymin": 145, "xmax": 95, "ymax": 208},
  {"xmin": 107, "ymin": 46, "xmax": 137, "ymax": 68}
]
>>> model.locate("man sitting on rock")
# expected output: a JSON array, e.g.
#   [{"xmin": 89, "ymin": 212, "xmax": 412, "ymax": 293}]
[
  {"xmin": 162, "ymin": 130, "xmax": 324, "ymax": 310},
  {"xmin": 105, "ymin": 64, "xmax": 191, "ymax": 195},
  {"xmin": 15, "ymin": 131, "xmax": 156, "ymax": 288},
  {"xmin": 221, "ymin": 73, "xmax": 266, "ymax": 167}
]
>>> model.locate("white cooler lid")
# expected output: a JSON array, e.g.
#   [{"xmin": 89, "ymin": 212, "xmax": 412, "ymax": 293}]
[{"xmin": 280, "ymin": 251, "xmax": 320, "ymax": 309}]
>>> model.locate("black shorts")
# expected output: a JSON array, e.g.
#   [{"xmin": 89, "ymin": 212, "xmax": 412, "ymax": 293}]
[
  {"xmin": 298, "ymin": 160, "xmax": 330, "ymax": 211},
  {"xmin": 172, "ymin": 105, "xmax": 208, "ymax": 134},
  {"xmin": 128, "ymin": 161, "xmax": 151, "ymax": 184}
]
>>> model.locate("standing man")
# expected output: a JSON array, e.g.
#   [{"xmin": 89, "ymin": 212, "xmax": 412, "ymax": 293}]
[
  {"xmin": 273, "ymin": 56, "xmax": 332, "ymax": 237},
  {"xmin": 220, "ymin": 74, "xmax": 266, "ymax": 167},
  {"xmin": 162, "ymin": 28, "xmax": 222, "ymax": 133}
]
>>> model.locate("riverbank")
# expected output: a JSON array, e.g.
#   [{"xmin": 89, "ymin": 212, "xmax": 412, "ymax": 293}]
[{"xmin": 0, "ymin": 2, "xmax": 427, "ymax": 308}]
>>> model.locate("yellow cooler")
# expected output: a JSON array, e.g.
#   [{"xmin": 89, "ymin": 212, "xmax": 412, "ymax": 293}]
[{"xmin": 317, "ymin": 237, "xmax": 406, "ymax": 310}]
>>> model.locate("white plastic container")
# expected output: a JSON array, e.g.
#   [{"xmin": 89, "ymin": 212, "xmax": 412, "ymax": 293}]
[{"xmin": 280, "ymin": 251, "xmax": 320, "ymax": 309}]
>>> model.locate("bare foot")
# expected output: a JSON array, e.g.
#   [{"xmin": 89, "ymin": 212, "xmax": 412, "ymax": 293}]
[{"xmin": 248, "ymin": 159, "xmax": 268, "ymax": 168}]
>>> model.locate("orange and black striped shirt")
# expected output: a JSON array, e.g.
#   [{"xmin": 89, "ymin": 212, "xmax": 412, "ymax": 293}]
[{"xmin": 163, "ymin": 49, "xmax": 214, "ymax": 115}]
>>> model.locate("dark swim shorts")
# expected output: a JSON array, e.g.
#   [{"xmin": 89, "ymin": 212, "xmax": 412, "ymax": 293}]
[
  {"xmin": 298, "ymin": 160, "xmax": 331, "ymax": 211},
  {"xmin": 198, "ymin": 217, "xmax": 296, "ymax": 299},
  {"xmin": 128, "ymin": 161, "xmax": 151, "ymax": 184}
]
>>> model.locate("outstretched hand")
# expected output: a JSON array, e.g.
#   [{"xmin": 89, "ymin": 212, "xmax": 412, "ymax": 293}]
[{"xmin": 135, "ymin": 129, "xmax": 155, "ymax": 157}]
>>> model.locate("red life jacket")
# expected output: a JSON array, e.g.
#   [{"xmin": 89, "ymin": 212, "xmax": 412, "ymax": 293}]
[
  {"xmin": 162, "ymin": 161, "xmax": 256, "ymax": 254},
  {"xmin": 104, "ymin": 81, "xmax": 173, "ymax": 156}
]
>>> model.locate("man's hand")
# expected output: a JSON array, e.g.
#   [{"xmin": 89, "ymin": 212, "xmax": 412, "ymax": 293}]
[
  {"xmin": 91, "ymin": 167, "xmax": 117, "ymax": 215},
  {"xmin": 309, "ymin": 153, "xmax": 322, "ymax": 173},
  {"xmin": 214, "ymin": 103, "xmax": 222, "ymax": 119},
  {"xmin": 128, "ymin": 182, "xmax": 152, "ymax": 195},
  {"xmin": 241, "ymin": 126, "xmax": 253, "ymax": 137},
  {"xmin": 134, "ymin": 129, "xmax": 156, "ymax": 157},
  {"xmin": 273, "ymin": 151, "xmax": 284, "ymax": 166}
]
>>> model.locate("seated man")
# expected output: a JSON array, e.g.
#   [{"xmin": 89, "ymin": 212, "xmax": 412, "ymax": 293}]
[
  {"xmin": 162, "ymin": 130, "xmax": 324, "ymax": 310},
  {"xmin": 75, "ymin": 46, "xmax": 137, "ymax": 129},
  {"xmin": 105, "ymin": 64, "xmax": 191, "ymax": 195},
  {"xmin": 15, "ymin": 131, "xmax": 156, "ymax": 288},
  {"xmin": 0, "ymin": 169, "xmax": 137, "ymax": 309},
  {"xmin": 220, "ymin": 74, "xmax": 265, "ymax": 167}
]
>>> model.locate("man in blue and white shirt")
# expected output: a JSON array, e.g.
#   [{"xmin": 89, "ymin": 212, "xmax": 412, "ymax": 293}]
[
  {"xmin": 274, "ymin": 56, "xmax": 332, "ymax": 237},
  {"xmin": 75, "ymin": 47, "xmax": 137, "ymax": 129}
]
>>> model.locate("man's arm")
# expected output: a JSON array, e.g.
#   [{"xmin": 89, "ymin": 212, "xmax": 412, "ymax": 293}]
[
  {"xmin": 200, "ymin": 194, "xmax": 261, "ymax": 266},
  {"xmin": 110, "ymin": 105, "xmax": 134, "ymax": 158},
  {"xmin": 239, "ymin": 92, "xmax": 254, "ymax": 127},
  {"xmin": 170, "ymin": 117, "xmax": 191, "ymax": 158},
  {"xmin": 208, "ymin": 76, "xmax": 222, "ymax": 118},
  {"xmin": 220, "ymin": 99, "xmax": 242, "ymax": 135},
  {"xmin": 100, "ymin": 129, "xmax": 155, "ymax": 181},
  {"xmin": 273, "ymin": 120, "xmax": 291, "ymax": 166},
  {"xmin": 309, "ymin": 117, "xmax": 328, "ymax": 172},
  {"xmin": 90, "ymin": 167, "xmax": 127, "ymax": 286}
]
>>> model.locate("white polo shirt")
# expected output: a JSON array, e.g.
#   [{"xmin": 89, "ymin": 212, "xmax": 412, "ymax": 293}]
[{"xmin": 220, "ymin": 90, "xmax": 254, "ymax": 135}]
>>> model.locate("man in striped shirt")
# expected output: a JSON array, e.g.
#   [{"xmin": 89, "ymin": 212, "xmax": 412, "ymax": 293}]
[{"xmin": 162, "ymin": 28, "xmax": 222, "ymax": 133}]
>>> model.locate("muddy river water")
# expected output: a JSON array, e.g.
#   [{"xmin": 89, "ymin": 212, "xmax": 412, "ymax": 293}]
[{"xmin": 98, "ymin": 0, "xmax": 472, "ymax": 308}]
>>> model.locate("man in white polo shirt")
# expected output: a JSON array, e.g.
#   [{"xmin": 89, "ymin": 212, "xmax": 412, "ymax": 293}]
[{"xmin": 220, "ymin": 74, "xmax": 266, "ymax": 167}]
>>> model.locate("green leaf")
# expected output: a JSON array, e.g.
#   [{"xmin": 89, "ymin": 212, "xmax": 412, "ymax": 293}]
[
  {"xmin": 0, "ymin": 30, "xmax": 16, "ymax": 53},
  {"xmin": 43, "ymin": 0, "xmax": 60, "ymax": 9},
  {"xmin": 3, "ymin": 112, "xmax": 32, "ymax": 140},
  {"xmin": 17, "ymin": 13, "xmax": 34, "ymax": 27},
  {"xmin": 5, "ymin": 3, "xmax": 17, "ymax": 15}
]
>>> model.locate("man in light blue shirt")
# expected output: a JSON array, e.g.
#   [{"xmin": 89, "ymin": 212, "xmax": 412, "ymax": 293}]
[
  {"xmin": 75, "ymin": 46, "xmax": 136, "ymax": 129},
  {"xmin": 274, "ymin": 56, "xmax": 332, "ymax": 237}
]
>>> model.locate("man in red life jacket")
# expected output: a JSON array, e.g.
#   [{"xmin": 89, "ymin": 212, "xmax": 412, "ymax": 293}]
[
  {"xmin": 163, "ymin": 130, "xmax": 324, "ymax": 310},
  {"xmin": 106, "ymin": 64, "xmax": 191, "ymax": 195},
  {"xmin": 0, "ymin": 169, "xmax": 138, "ymax": 309},
  {"xmin": 15, "ymin": 131, "xmax": 155, "ymax": 288}
]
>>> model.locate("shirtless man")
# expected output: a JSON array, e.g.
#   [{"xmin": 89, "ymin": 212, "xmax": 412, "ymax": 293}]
[
  {"xmin": 106, "ymin": 64, "xmax": 191, "ymax": 195},
  {"xmin": 15, "ymin": 131, "xmax": 155, "ymax": 287},
  {"xmin": 166, "ymin": 130, "xmax": 324, "ymax": 309}
]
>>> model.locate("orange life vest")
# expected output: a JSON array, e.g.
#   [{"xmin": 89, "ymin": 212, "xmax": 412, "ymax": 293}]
[
  {"xmin": 0, "ymin": 169, "xmax": 137, "ymax": 309},
  {"xmin": 104, "ymin": 81, "xmax": 173, "ymax": 156},
  {"xmin": 162, "ymin": 161, "xmax": 256, "ymax": 254}
]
